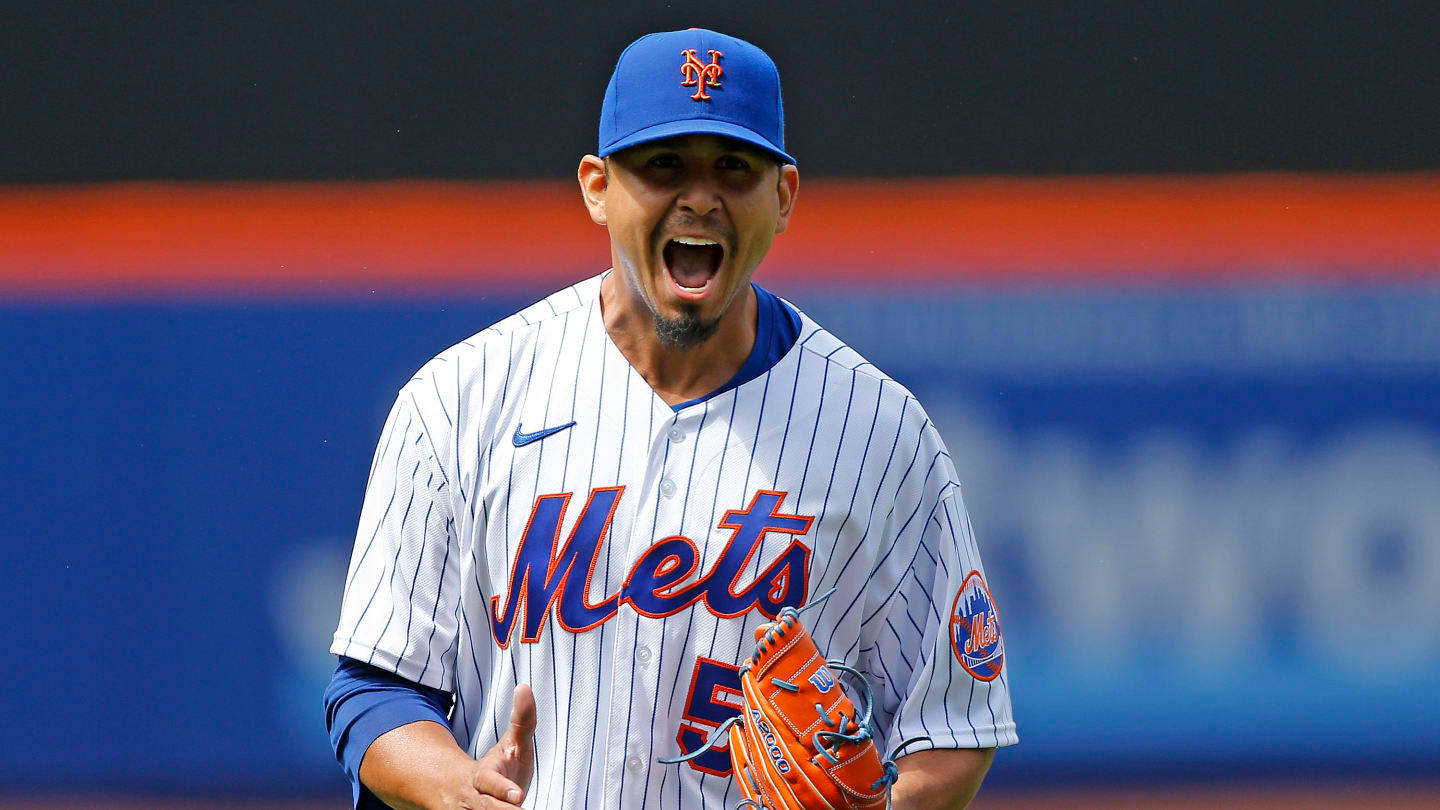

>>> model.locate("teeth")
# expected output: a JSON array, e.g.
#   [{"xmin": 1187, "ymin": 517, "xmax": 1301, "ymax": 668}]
[{"xmin": 673, "ymin": 236, "xmax": 718, "ymax": 246}]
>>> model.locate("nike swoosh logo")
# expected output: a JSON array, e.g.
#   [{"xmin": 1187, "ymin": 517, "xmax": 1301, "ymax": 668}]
[{"xmin": 512, "ymin": 420, "xmax": 577, "ymax": 447}]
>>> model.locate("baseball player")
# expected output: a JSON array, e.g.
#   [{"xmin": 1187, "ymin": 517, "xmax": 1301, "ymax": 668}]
[{"xmin": 324, "ymin": 28, "xmax": 1016, "ymax": 810}]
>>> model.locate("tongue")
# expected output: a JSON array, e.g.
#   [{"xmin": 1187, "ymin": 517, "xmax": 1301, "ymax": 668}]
[{"xmin": 668, "ymin": 243, "xmax": 719, "ymax": 288}]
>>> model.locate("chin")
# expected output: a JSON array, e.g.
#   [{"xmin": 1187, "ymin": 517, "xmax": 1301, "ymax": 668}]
[{"xmin": 652, "ymin": 307, "xmax": 722, "ymax": 350}]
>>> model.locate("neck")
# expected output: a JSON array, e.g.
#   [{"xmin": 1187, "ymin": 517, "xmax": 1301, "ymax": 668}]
[{"xmin": 600, "ymin": 271, "xmax": 758, "ymax": 407}]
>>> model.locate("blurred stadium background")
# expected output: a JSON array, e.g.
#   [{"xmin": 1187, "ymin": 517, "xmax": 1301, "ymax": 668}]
[{"xmin": 3, "ymin": 2, "xmax": 1437, "ymax": 807}]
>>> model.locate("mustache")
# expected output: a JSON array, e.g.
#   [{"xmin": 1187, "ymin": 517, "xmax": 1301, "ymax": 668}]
[{"xmin": 651, "ymin": 213, "xmax": 735, "ymax": 251}]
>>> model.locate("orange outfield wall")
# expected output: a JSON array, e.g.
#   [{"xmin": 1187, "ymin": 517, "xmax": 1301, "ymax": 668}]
[{"xmin": 1, "ymin": 174, "xmax": 1438, "ymax": 298}]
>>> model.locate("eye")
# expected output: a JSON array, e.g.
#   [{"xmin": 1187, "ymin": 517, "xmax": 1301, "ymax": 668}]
[
  {"xmin": 717, "ymin": 155, "xmax": 752, "ymax": 171},
  {"xmin": 647, "ymin": 153, "xmax": 683, "ymax": 170}
]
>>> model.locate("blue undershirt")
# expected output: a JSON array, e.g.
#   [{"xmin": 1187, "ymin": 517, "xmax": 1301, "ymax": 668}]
[
  {"xmin": 323, "ymin": 283, "xmax": 801, "ymax": 807},
  {"xmin": 324, "ymin": 657, "xmax": 452, "ymax": 809},
  {"xmin": 672, "ymin": 282, "xmax": 802, "ymax": 411}
]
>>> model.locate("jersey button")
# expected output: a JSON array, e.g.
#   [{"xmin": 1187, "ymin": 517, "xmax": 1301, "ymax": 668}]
[
  {"xmin": 636, "ymin": 645, "xmax": 652, "ymax": 665},
  {"xmin": 660, "ymin": 478, "xmax": 677, "ymax": 498},
  {"xmin": 668, "ymin": 427, "xmax": 685, "ymax": 443},
  {"xmin": 626, "ymin": 754, "xmax": 644, "ymax": 773}
]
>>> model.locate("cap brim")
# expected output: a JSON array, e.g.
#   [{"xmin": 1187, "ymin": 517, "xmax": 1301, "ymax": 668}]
[{"xmin": 599, "ymin": 118, "xmax": 795, "ymax": 165}]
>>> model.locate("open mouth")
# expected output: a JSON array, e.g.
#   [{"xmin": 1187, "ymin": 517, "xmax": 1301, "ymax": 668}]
[{"xmin": 662, "ymin": 236, "xmax": 724, "ymax": 298}]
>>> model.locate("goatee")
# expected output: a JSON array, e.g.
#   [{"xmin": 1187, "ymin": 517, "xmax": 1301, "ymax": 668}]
[{"xmin": 653, "ymin": 308, "xmax": 721, "ymax": 350}]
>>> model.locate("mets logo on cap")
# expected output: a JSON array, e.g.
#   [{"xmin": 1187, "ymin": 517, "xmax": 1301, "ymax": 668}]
[
  {"xmin": 680, "ymin": 48, "xmax": 723, "ymax": 101},
  {"xmin": 950, "ymin": 570, "xmax": 1004, "ymax": 681}
]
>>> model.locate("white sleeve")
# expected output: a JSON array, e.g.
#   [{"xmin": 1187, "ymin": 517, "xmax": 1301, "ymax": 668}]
[
  {"xmin": 863, "ymin": 423, "xmax": 1018, "ymax": 754},
  {"xmin": 330, "ymin": 388, "xmax": 462, "ymax": 692}
]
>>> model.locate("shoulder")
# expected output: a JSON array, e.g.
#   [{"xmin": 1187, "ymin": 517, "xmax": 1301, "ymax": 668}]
[
  {"xmin": 390, "ymin": 274, "xmax": 603, "ymax": 436},
  {"xmin": 788, "ymin": 302, "xmax": 955, "ymax": 489},
  {"xmin": 407, "ymin": 275, "xmax": 601, "ymax": 394},
  {"xmin": 788, "ymin": 303, "xmax": 933, "ymax": 429}
]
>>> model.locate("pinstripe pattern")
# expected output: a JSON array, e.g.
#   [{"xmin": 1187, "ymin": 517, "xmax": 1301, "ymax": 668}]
[{"xmin": 331, "ymin": 272, "xmax": 1016, "ymax": 809}]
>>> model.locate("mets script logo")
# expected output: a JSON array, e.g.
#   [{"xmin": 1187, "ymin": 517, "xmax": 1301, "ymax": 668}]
[
  {"xmin": 680, "ymin": 48, "xmax": 723, "ymax": 101},
  {"xmin": 491, "ymin": 488, "xmax": 812, "ymax": 646},
  {"xmin": 949, "ymin": 570, "xmax": 1004, "ymax": 681}
]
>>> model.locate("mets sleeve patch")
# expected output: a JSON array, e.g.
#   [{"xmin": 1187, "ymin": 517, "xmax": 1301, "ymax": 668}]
[{"xmin": 950, "ymin": 570, "xmax": 1004, "ymax": 681}]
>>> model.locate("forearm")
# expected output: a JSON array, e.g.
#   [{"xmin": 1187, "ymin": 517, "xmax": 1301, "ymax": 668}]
[
  {"xmin": 359, "ymin": 720, "xmax": 477, "ymax": 810},
  {"xmin": 891, "ymin": 747, "xmax": 996, "ymax": 810}
]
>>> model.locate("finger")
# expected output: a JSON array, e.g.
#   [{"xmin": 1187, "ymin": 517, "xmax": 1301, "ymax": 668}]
[
  {"xmin": 472, "ymin": 765, "xmax": 526, "ymax": 805},
  {"xmin": 470, "ymin": 791, "xmax": 524, "ymax": 810}
]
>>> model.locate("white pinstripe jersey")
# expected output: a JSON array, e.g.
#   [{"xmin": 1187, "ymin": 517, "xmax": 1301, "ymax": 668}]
[{"xmin": 331, "ymin": 273, "xmax": 1017, "ymax": 809}]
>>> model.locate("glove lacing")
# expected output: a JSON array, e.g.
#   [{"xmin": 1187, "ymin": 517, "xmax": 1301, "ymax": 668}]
[{"xmin": 659, "ymin": 589, "xmax": 932, "ymax": 810}]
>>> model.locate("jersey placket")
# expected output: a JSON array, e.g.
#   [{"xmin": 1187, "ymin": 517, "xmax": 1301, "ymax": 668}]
[{"xmin": 603, "ymin": 400, "xmax": 702, "ymax": 808}]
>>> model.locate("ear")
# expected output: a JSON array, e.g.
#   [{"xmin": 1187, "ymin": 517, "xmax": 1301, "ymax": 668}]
[
  {"xmin": 773, "ymin": 164, "xmax": 800, "ymax": 235},
  {"xmin": 577, "ymin": 155, "xmax": 609, "ymax": 225}
]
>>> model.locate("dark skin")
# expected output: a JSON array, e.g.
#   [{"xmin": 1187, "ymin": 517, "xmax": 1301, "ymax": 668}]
[
  {"xmin": 577, "ymin": 134, "xmax": 798, "ymax": 405},
  {"xmin": 357, "ymin": 134, "xmax": 994, "ymax": 809}
]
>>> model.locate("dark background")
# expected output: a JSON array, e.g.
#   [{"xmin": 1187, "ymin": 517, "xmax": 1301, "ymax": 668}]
[{"xmin": 4, "ymin": 0, "xmax": 1437, "ymax": 182}]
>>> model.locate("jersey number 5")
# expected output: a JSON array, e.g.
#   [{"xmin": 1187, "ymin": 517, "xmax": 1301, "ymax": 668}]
[{"xmin": 675, "ymin": 657, "xmax": 743, "ymax": 776}]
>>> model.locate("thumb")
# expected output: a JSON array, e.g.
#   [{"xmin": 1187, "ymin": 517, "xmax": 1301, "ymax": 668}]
[{"xmin": 501, "ymin": 683, "xmax": 538, "ymax": 783}]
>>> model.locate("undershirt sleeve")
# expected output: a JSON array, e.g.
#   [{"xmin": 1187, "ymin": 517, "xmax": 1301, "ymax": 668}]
[{"xmin": 323, "ymin": 655, "xmax": 454, "ymax": 809}]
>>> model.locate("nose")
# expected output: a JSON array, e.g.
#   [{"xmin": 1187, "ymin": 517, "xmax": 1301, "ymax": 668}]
[{"xmin": 676, "ymin": 170, "xmax": 722, "ymax": 216}]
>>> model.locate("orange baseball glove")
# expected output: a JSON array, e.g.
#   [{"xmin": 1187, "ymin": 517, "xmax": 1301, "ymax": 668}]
[{"xmin": 664, "ymin": 594, "xmax": 928, "ymax": 810}]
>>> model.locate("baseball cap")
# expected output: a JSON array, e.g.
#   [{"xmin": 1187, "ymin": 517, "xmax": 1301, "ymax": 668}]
[{"xmin": 598, "ymin": 28, "xmax": 795, "ymax": 164}]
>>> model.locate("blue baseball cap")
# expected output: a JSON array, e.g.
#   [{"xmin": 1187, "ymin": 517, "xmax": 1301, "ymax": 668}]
[{"xmin": 598, "ymin": 28, "xmax": 795, "ymax": 164}]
